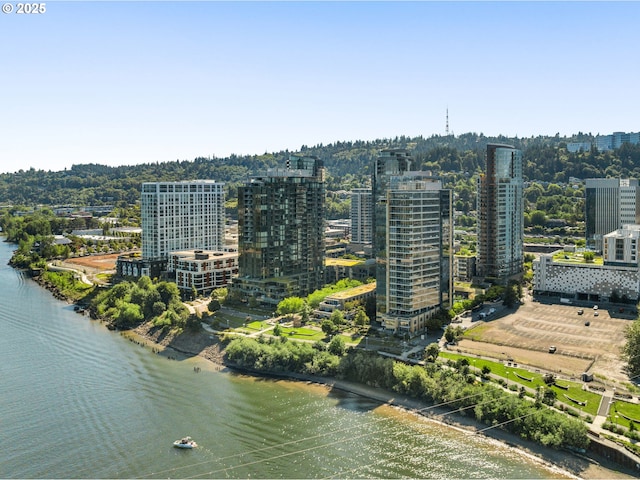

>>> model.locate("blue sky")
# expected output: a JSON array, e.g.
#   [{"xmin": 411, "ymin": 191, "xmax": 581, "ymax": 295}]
[{"xmin": 1, "ymin": 1, "xmax": 639, "ymax": 174}]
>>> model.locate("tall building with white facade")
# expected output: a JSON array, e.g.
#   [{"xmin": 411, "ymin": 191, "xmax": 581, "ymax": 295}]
[
  {"xmin": 377, "ymin": 172, "xmax": 452, "ymax": 335},
  {"xmin": 477, "ymin": 144, "xmax": 524, "ymax": 282},
  {"xmin": 233, "ymin": 155, "xmax": 325, "ymax": 305},
  {"xmin": 585, "ymin": 178, "xmax": 640, "ymax": 252},
  {"xmin": 141, "ymin": 181, "xmax": 225, "ymax": 261},
  {"xmin": 603, "ymin": 225, "xmax": 640, "ymax": 266},
  {"xmin": 350, "ymin": 188, "xmax": 372, "ymax": 245}
]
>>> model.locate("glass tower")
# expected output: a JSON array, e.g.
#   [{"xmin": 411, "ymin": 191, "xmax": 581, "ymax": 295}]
[
  {"xmin": 234, "ymin": 155, "xmax": 325, "ymax": 305},
  {"xmin": 477, "ymin": 144, "xmax": 523, "ymax": 282}
]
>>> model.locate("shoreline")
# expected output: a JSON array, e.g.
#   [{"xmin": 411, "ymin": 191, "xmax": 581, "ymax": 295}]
[
  {"xmin": 20, "ymin": 250, "xmax": 635, "ymax": 480},
  {"xmin": 5, "ymin": 242, "xmax": 638, "ymax": 477},
  {"xmin": 125, "ymin": 321, "xmax": 637, "ymax": 479}
]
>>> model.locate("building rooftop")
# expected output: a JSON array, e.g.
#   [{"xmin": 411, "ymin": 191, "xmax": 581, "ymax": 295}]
[
  {"xmin": 327, "ymin": 282, "xmax": 376, "ymax": 300},
  {"xmin": 551, "ymin": 251, "xmax": 603, "ymax": 265},
  {"xmin": 325, "ymin": 258, "xmax": 364, "ymax": 267}
]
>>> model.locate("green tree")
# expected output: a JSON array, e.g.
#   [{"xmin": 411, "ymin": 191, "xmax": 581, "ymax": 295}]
[
  {"xmin": 353, "ymin": 307, "xmax": 369, "ymax": 327},
  {"xmin": 211, "ymin": 287, "xmax": 228, "ymax": 303},
  {"xmin": 156, "ymin": 281, "xmax": 181, "ymax": 306},
  {"xmin": 152, "ymin": 301, "xmax": 166, "ymax": 316},
  {"xmin": 321, "ymin": 319, "xmax": 337, "ymax": 335},
  {"xmin": 622, "ymin": 319, "xmax": 640, "ymax": 378},
  {"xmin": 276, "ymin": 296, "xmax": 305, "ymax": 315},
  {"xmin": 329, "ymin": 309, "xmax": 345, "ymax": 326},
  {"xmin": 542, "ymin": 387, "xmax": 557, "ymax": 406},
  {"xmin": 530, "ymin": 210, "xmax": 547, "ymax": 227},
  {"xmin": 424, "ymin": 343, "xmax": 440, "ymax": 362},
  {"xmin": 115, "ymin": 301, "xmax": 143, "ymax": 328},
  {"xmin": 444, "ymin": 326, "xmax": 457, "ymax": 344},
  {"xmin": 328, "ymin": 335, "xmax": 346, "ymax": 356},
  {"xmin": 503, "ymin": 281, "xmax": 521, "ymax": 308},
  {"xmin": 208, "ymin": 298, "xmax": 221, "ymax": 312}
]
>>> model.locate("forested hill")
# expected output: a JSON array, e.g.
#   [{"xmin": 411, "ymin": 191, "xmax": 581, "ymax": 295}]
[{"xmin": 2, "ymin": 132, "xmax": 640, "ymax": 207}]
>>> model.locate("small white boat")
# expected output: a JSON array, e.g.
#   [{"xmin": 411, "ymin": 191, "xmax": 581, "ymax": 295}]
[{"xmin": 173, "ymin": 436, "xmax": 197, "ymax": 449}]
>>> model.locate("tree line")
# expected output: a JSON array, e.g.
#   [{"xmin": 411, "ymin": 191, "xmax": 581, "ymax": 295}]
[
  {"xmin": 3, "ymin": 133, "xmax": 640, "ymax": 212},
  {"xmin": 224, "ymin": 338, "xmax": 589, "ymax": 450}
]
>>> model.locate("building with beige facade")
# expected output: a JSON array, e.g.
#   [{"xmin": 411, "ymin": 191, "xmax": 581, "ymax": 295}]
[{"xmin": 168, "ymin": 249, "xmax": 238, "ymax": 296}]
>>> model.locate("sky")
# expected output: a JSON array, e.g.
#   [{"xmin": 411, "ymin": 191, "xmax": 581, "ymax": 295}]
[{"xmin": 1, "ymin": 1, "xmax": 639, "ymax": 174}]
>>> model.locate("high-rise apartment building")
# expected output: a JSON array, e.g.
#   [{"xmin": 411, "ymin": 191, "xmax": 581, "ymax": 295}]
[
  {"xmin": 477, "ymin": 144, "xmax": 524, "ymax": 282},
  {"xmin": 585, "ymin": 178, "xmax": 640, "ymax": 252},
  {"xmin": 350, "ymin": 188, "xmax": 373, "ymax": 245},
  {"xmin": 378, "ymin": 172, "xmax": 452, "ymax": 335},
  {"xmin": 373, "ymin": 149, "xmax": 412, "ymax": 312},
  {"xmin": 141, "ymin": 180, "xmax": 225, "ymax": 261},
  {"xmin": 233, "ymin": 155, "xmax": 325, "ymax": 305}
]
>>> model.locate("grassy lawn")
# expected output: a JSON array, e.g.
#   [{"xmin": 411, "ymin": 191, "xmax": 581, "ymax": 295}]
[
  {"xmin": 217, "ymin": 317, "xmax": 365, "ymax": 344},
  {"xmin": 610, "ymin": 400, "xmax": 640, "ymax": 428},
  {"xmin": 461, "ymin": 323, "xmax": 492, "ymax": 341},
  {"xmin": 279, "ymin": 326, "xmax": 325, "ymax": 341},
  {"xmin": 42, "ymin": 270, "xmax": 94, "ymax": 301},
  {"xmin": 233, "ymin": 320, "xmax": 272, "ymax": 334},
  {"xmin": 95, "ymin": 273, "xmax": 113, "ymax": 283},
  {"xmin": 439, "ymin": 351, "xmax": 601, "ymax": 416},
  {"xmin": 339, "ymin": 331, "xmax": 365, "ymax": 345},
  {"xmin": 215, "ymin": 311, "xmax": 248, "ymax": 328}
]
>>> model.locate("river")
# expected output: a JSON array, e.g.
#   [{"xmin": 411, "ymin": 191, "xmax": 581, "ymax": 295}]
[{"xmin": 0, "ymin": 239, "xmax": 567, "ymax": 478}]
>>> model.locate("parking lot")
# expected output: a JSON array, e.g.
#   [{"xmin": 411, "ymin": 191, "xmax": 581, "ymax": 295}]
[{"xmin": 454, "ymin": 298, "xmax": 635, "ymax": 383}]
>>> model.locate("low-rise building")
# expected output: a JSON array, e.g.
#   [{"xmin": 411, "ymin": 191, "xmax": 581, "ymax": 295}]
[
  {"xmin": 533, "ymin": 226, "xmax": 640, "ymax": 302},
  {"xmin": 116, "ymin": 254, "xmax": 166, "ymax": 279},
  {"xmin": 315, "ymin": 282, "xmax": 376, "ymax": 319},
  {"xmin": 167, "ymin": 249, "xmax": 238, "ymax": 295}
]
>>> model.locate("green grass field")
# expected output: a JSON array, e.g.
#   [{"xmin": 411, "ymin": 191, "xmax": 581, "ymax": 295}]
[
  {"xmin": 439, "ymin": 351, "xmax": 601, "ymax": 416},
  {"xmin": 279, "ymin": 326, "xmax": 325, "ymax": 341},
  {"xmin": 610, "ymin": 400, "xmax": 640, "ymax": 428}
]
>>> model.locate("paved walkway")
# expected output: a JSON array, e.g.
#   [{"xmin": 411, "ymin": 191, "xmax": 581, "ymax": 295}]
[{"xmin": 47, "ymin": 261, "xmax": 92, "ymax": 285}]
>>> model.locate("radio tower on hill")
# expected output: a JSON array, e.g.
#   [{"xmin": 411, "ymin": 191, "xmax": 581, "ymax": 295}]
[{"xmin": 445, "ymin": 107, "xmax": 450, "ymax": 136}]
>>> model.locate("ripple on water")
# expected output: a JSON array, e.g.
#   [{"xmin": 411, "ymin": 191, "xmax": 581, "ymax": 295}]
[{"xmin": 0, "ymin": 243, "xmax": 574, "ymax": 480}]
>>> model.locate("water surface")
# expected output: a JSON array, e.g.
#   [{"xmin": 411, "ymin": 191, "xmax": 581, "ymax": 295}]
[{"xmin": 0, "ymin": 240, "xmax": 565, "ymax": 478}]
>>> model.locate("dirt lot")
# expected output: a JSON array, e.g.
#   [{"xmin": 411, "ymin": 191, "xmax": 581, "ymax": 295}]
[
  {"xmin": 455, "ymin": 298, "xmax": 634, "ymax": 384},
  {"xmin": 64, "ymin": 253, "xmax": 120, "ymax": 271}
]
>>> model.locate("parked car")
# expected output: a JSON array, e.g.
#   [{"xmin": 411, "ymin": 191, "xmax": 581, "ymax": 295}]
[
  {"xmin": 594, "ymin": 311, "xmax": 599, "ymax": 316},
  {"xmin": 585, "ymin": 321, "xmax": 591, "ymax": 326},
  {"xmin": 549, "ymin": 346, "xmax": 557, "ymax": 353},
  {"xmin": 577, "ymin": 309, "xmax": 584, "ymax": 315}
]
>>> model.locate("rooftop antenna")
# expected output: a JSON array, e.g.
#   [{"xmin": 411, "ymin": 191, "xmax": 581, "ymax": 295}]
[{"xmin": 445, "ymin": 107, "xmax": 450, "ymax": 136}]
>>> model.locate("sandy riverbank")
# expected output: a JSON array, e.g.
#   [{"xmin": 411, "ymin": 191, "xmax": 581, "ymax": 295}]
[{"xmin": 123, "ymin": 321, "xmax": 638, "ymax": 479}]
